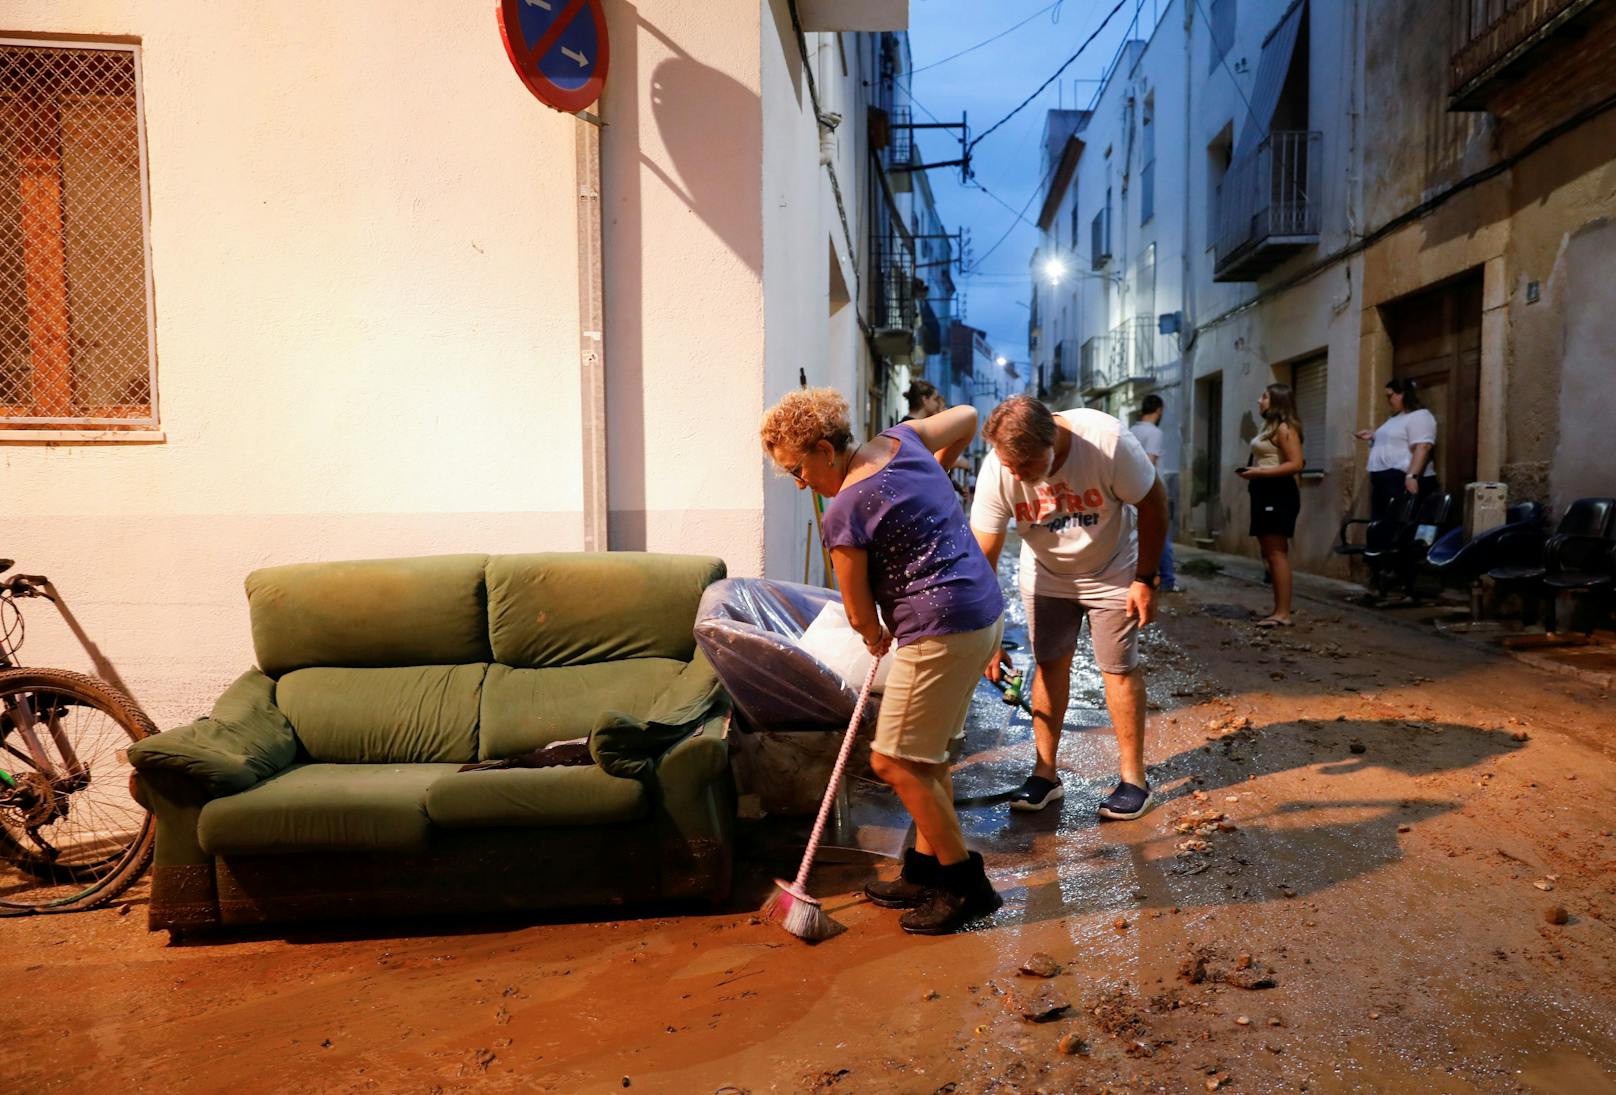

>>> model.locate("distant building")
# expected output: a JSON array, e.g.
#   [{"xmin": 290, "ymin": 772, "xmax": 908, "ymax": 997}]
[{"xmin": 1030, "ymin": 0, "xmax": 1616, "ymax": 575}]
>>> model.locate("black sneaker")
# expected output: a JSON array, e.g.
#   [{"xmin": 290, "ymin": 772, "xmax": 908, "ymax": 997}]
[
  {"xmin": 1008, "ymin": 775, "xmax": 1065, "ymax": 812},
  {"xmin": 1097, "ymin": 781, "xmax": 1154, "ymax": 821},
  {"xmin": 899, "ymin": 852, "xmax": 1003, "ymax": 935},
  {"xmin": 865, "ymin": 848, "xmax": 937, "ymax": 909}
]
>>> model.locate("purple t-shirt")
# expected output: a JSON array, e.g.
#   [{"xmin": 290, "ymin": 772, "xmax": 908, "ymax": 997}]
[{"xmin": 819, "ymin": 424, "xmax": 1004, "ymax": 646}]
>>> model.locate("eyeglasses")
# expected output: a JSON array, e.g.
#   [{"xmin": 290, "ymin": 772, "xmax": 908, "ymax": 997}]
[{"xmin": 786, "ymin": 462, "xmax": 806, "ymax": 485}]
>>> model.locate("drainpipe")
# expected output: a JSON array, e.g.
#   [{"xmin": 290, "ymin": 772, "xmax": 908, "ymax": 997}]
[
  {"xmin": 1179, "ymin": 0, "xmax": 1196, "ymax": 535},
  {"xmin": 576, "ymin": 112, "xmax": 608, "ymax": 551}
]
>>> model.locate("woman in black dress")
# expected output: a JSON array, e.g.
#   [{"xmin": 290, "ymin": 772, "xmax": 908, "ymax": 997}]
[{"xmin": 1236, "ymin": 383, "xmax": 1305, "ymax": 627}]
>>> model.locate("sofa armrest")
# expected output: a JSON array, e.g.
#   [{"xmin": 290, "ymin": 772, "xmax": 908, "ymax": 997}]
[
  {"xmin": 126, "ymin": 669, "xmax": 298, "ymax": 797},
  {"xmin": 644, "ymin": 650, "xmax": 725, "ymax": 726},
  {"xmin": 652, "ymin": 710, "xmax": 731, "ymax": 790},
  {"xmin": 589, "ymin": 653, "xmax": 732, "ymax": 780}
]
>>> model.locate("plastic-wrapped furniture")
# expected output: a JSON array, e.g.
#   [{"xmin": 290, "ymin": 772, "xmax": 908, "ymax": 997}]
[
  {"xmin": 695, "ymin": 578, "xmax": 875, "ymax": 823},
  {"xmin": 694, "ymin": 578, "xmax": 874, "ymax": 733}
]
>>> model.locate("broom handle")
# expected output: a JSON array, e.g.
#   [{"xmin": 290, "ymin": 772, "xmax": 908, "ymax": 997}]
[{"xmin": 792, "ymin": 654, "xmax": 883, "ymax": 891}]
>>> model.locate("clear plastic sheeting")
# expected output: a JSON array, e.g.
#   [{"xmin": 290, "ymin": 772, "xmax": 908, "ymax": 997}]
[{"xmin": 694, "ymin": 578, "xmax": 877, "ymax": 733}]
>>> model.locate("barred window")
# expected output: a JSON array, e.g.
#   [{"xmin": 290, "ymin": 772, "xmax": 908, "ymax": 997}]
[{"xmin": 0, "ymin": 41, "xmax": 156, "ymax": 432}]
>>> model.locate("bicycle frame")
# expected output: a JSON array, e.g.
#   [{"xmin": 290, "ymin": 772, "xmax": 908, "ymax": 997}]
[{"xmin": 0, "ymin": 571, "xmax": 91, "ymax": 792}]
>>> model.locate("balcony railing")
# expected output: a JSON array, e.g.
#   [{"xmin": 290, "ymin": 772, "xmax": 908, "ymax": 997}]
[
  {"xmin": 1115, "ymin": 316, "xmax": 1155, "ymax": 381},
  {"xmin": 1450, "ymin": 0, "xmax": 1605, "ymax": 108},
  {"xmin": 1213, "ymin": 130, "xmax": 1321, "ymax": 283},
  {"xmin": 1080, "ymin": 335, "xmax": 1114, "ymax": 394}
]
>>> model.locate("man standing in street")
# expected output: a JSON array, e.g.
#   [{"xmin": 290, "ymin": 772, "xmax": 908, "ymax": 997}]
[
  {"xmin": 1129, "ymin": 394, "xmax": 1178, "ymax": 592},
  {"xmin": 970, "ymin": 395, "xmax": 1169, "ymax": 819}
]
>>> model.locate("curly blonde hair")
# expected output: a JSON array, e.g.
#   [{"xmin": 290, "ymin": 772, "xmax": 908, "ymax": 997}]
[{"xmin": 759, "ymin": 387, "xmax": 854, "ymax": 465}]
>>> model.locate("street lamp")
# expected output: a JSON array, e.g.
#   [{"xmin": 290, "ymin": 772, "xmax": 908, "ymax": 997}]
[
  {"xmin": 995, "ymin": 355, "xmax": 1009, "ymax": 367},
  {"xmin": 1041, "ymin": 257, "xmax": 1068, "ymax": 284}
]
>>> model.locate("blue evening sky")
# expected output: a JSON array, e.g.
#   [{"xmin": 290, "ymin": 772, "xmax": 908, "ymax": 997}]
[{"xmin": 909, "ymin": 0, "xmax": 1159, "ymax": 367}]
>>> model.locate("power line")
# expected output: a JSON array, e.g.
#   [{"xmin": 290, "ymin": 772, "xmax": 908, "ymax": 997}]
[
  {"xmin": 968, "ymin": 0, "xmax": 1131, "ymax": 153},
  {"xmin": 1191, "ymin": 0, "xmax": 1263, "ymax": 135},
  {"xmin": 911, "ymin": 1, "xmax": 1063, "ymax": 75},
  {"xmin": 964, "ymin": 154, "xmax": 1063, "ymax": 271}
]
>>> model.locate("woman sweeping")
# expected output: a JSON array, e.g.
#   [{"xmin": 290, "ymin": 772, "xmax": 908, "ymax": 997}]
[{"xmin": 760, "ymin": 388, "xmax": 1005, "ymax": 934}]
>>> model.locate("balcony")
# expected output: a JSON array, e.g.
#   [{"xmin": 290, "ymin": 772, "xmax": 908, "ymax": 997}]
[
  {"xmin": 1080, "ymin": 335, "xmax": 1115, "ymax": 395},
  {"xmin": 1114, "ymin": 316, "xmax": 1156, "ymax": 383},
  {"xmin": 1450, "ymin": 0, "xmax": 1608, "ymax": 110},
  {"xmin": 1213, "ymin": 131, "xmax": 1321, "ymax": 283}
]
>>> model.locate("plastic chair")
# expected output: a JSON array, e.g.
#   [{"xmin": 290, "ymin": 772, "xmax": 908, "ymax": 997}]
[
  {"xmin": 1361, "ymin": 491, "xmax": 1457, "ymax": 601},
  {"xmin": 1488, "ymin": 497, "xmax": 1616, "ymax": 631}
]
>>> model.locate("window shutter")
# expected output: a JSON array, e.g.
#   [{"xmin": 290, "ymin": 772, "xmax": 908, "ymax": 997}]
[{"xmin": 1292, "ymin": 357, "xmax": 1327, "ymax": 473}]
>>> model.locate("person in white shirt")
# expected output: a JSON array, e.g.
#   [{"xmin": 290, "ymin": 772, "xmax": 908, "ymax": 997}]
[
  {"xmin": 1128, "ymin": 394, "xmax": 1177, "ymax": 592},
  {"xmin": 1354, "ymin": 378, "xmax": 1438, "ymax": 520},
  {"xmin": 970, "ymin": 396, "xmax": 1169, "ymax": 820}
]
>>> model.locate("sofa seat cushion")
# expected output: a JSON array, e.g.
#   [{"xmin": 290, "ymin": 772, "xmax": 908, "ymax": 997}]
[
  {"xmin": 478, "ymin": 659, "xmax": 684, "ymax": 759},
  {"xmin": 198, "ymin": 763, "xmax": 462, "ymax": 854},
  {"xmin": 276, "ymin": 665, "xmax": 487, "ymax": 763},
  {"xmin": 425, "ymin": 766, "xmax": 647, "ymax": 828}
]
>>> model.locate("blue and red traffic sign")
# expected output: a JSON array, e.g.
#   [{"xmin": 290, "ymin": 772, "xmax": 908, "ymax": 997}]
[{"xmin": 498, "ymin": 0, "xmax": 610, "ymax": 114}]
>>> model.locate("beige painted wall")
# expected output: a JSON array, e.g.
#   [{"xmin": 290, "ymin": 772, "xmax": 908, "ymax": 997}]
[{"xmin": 0, "ymin": 1, "xmax": 779, "ymax": 726}]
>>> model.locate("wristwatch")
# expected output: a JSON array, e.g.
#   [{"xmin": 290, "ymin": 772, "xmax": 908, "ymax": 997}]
[{"xmin": 1134, "ymin": 572, "xmax": 1157, "ymax": 586}]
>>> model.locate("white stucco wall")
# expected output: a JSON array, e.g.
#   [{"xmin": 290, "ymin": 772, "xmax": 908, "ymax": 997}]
[{"xmin": 0, "ymin": 1, "xmax": 788, "ymax": 727}]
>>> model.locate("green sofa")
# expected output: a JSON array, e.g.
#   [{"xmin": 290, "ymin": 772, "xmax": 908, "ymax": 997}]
[{"xmin": 129, "ymin": 552, "xmax": 734, "ymax": 935}]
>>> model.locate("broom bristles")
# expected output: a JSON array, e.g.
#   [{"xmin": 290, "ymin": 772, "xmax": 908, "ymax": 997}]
[{"xmin": 764, "ymin": 879, "xmax": 840, "ymax": 942}]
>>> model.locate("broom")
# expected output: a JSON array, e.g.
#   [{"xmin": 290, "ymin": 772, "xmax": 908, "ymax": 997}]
[{"xmin": 764, "ymin": 654, "xmax": 883, "ymax": 941}]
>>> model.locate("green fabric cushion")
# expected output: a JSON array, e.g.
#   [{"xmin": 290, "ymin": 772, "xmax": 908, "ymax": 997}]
[
  {"xmin": 276, "ymin": 665, "xmax": 486, "ymax": 763},
  {"xmin": 247, "ymin": 555, "xmax": 492, "ymax": 676},
  {"xmin": 424, "ymin": 765, "xmax": 647, "ymax": 828},
  {"xmin": 477, "ymin": 659, "xmax": 684, "ymax": 760},
  {"xmin": 127, "ymin": 669, "xmax": 297, "ymax": 795},
  {"xmin": 590, "ymin": 710, "xmax": 702, "ymax": 781},
  {"xmin": 198, "ymin": 763, "xmax": 462, "ymax": 853},
  {"xmin": 485, "ymin": 553, "xmax": 725, "ymax": 668}
]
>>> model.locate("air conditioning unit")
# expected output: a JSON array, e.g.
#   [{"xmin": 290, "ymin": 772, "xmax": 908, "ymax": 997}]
[{"xmin": 874, "ymin": 327, "xmax": 915, "ymax": 362}]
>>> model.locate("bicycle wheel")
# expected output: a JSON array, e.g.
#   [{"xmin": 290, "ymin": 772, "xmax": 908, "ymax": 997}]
[{"xmin": 0, "ymin": 668, "xmax": 156, "ymax": 914}]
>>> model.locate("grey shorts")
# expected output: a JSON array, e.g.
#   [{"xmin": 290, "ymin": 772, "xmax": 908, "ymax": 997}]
[{"xmin": 1022, "ymin": 591, "xmax": 1140, "ymax": 675}]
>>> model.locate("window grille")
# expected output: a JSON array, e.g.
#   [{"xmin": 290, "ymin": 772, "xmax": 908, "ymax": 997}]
[{"xmin": 0, "ymin": 41, "xmax": 156, "ymax": 430}]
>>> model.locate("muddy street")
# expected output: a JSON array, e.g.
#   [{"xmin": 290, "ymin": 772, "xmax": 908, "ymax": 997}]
[{"xmin": 8, "ymin": 558, "xmax": 1616, "ymax": 1095}]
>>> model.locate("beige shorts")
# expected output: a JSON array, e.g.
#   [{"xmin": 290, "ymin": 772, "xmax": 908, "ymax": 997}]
[{"xmin": 872, "ymin": 616, "xmax": 1005, "ymax": 765}]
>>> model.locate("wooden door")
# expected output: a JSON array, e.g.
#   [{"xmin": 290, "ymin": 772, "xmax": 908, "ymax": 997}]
[{"xmin": 1385, "ymin": 274, "xmax": 1482, "ymax": 487}]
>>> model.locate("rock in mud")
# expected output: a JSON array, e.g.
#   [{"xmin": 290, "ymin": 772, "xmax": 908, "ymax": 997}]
[
  {"xmin": 1179, "ymin": 955, "xmax": 1208, "ymax": 984},
  {"xmin": 1019, "ymin": 952, "xmax": 1061, "ymax": 978},
  {"xmin": 1226, "ymin": 960, "xmax": 1279, "ymax": 990},
  {"xmin": 1349, "ymin": 740, "xmax": 1367, "ymax": 754},
  {"xmin": 1005, "ymin": 986, "xmax": 1071, "ymax": 1023},
  {"xmin": 1056, "ymin": 1031, "xmax": 1090, "ymax": 1056},
  {"xmin": 1544, "ymin": 905, "xmax": 1569, "ymax": 925}
]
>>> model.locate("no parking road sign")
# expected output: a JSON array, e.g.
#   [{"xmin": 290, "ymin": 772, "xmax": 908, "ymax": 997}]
[{"xmin": 498, "ymin": 0, "xmax": 610, "ymax": 113}]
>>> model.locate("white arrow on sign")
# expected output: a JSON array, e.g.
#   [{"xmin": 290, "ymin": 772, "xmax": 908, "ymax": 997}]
[
  {"xmin": 522, "ymin": 0, "xmax": 553, "ymax": 9},
  {"xmin": 561, "ymin": 46, "xmax": 589, "ymax": 67}
]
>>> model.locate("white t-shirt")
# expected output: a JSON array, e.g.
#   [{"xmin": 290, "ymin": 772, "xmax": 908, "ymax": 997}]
[
  {"xmin": 1366, "ymin": 409, "xmax": 1438, "ymax": 475},
  {"xmin": 971, "ymin": 408, "xmax": 1158, "ymax": 606},
  {"xmin": 1129, "ymin": 420, "xmax": 1164, "ymax": 463}
]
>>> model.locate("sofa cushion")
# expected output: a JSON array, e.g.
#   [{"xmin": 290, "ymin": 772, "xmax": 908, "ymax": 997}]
[
  {"xmin": 247, "ymin": 555, "xmax": 493, "ymax": 676},
  {"xmin": 424, "ymin": 766, "xmax": 647, "ymax": 828},
  {"xmin": 277, "ymin": 665, "xmax": 486, "ymax": 763},
  {"xmin": 478, "ymin": 659, "xmax": 684, "ymax": 760},
  {"xmin": 486, "ymin": 553, "xmax": 725, "ymax": 668},
  {"xmin": 198, "ymin": 763, "xmax": 462, "ymax": 853}
]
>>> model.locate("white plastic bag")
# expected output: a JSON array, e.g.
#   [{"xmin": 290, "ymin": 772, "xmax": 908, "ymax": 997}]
[{"xmin": 796, "ymin": 601, "xmax": 896, "ymax": 694}]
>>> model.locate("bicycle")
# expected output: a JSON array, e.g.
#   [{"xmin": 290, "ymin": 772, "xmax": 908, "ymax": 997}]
[{"xmin": 0, "ymin": 560, "xmax": 156, "ymax": 914}]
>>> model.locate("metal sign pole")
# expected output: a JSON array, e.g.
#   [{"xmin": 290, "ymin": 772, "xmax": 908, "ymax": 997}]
[{"xmin": 576, "ymin": 111, "xmax": 608, "ymax": 552}]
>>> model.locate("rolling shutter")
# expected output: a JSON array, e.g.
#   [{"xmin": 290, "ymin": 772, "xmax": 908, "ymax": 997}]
[{"xmin": 1292, "ymin": 356, "xmax": 1327, "ymax": 473}]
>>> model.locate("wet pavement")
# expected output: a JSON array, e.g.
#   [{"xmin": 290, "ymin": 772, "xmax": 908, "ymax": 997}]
[{"xmin": 7, "ymin": 556, "xmax": 1616, "ymax": 1094}]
